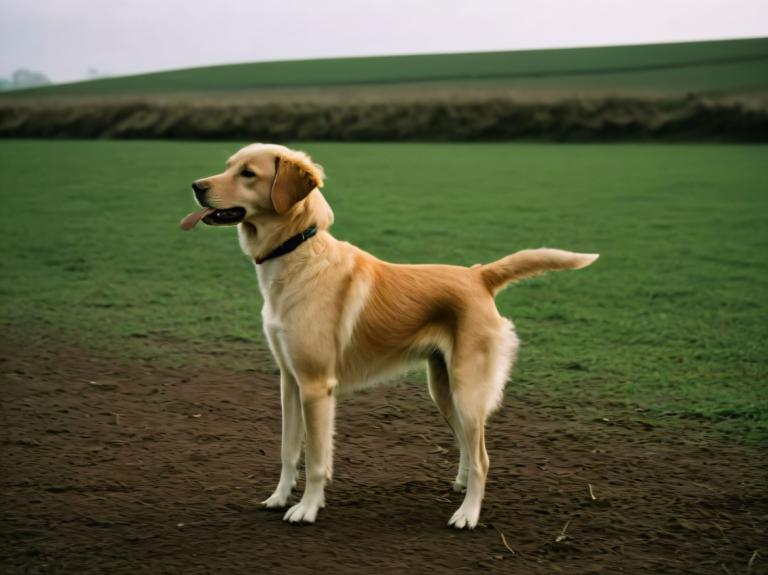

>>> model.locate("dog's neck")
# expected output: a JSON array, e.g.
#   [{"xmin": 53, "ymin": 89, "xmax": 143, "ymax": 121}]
[
  {"xmin": 238, "ymin": 189, "xmax": 335, "ymax": 293},
  {"xmin": 239, "ymin": 190, "xmax": 332, "ymax": 258}
]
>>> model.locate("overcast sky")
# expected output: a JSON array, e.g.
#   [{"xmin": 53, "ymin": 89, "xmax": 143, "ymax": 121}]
[{"xmin": 1, "ymin": 0, "xmax": 766, "ymax": 84}]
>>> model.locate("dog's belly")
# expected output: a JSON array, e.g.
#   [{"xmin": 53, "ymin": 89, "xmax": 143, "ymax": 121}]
[
  {"xmin": 334, "ymin": 343, "xmax": 433, "ymax": 395},
  {"xmin": 335, "ymin": 359, "xmax": 415, "ymax": 395}
]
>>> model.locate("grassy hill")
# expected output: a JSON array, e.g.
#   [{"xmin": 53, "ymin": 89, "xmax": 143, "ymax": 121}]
[{"xmin": 8, "ymin": 37, "xmax": 768, "ymax": 97}]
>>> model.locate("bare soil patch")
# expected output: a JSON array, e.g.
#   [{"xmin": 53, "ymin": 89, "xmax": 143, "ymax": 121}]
[{"xmin": 1, "ymin": 339, "xmax": 766, "ymax": 574}]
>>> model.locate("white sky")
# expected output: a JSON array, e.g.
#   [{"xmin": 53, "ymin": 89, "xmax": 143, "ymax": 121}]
[{"xmin": 1, "ymin": 0, "xmax": 766, "ymax": 83}]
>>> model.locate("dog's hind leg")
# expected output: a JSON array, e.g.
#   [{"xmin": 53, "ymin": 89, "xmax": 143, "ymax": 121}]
[
  {"xmin": 262, "ymin": 370, "xmax": 303, "ymax": 508},
  {"xmin": 447, "ymin": 321, "xmax": 517, "ymax": 529},
  {"xmin": 284, "ymin": 376, "xmax": 337, "ymax": 524},
  {"xmin": 427, "ymin": 351, "xmax": 468, "ymax": 492},
  {"xmin": 447, "ymin": 382, "xmax": 489, "ymax": 530}
]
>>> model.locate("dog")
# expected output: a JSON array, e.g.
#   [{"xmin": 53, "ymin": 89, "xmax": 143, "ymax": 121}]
[{"xmin": 181, "ymin": 143, "xmax": 598, "ymax": 528}]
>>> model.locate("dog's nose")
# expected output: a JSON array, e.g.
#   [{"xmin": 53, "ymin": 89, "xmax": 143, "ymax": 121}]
[{"xmin": 192, "ymin": 181, "xmax": 210, "ymax": 205}]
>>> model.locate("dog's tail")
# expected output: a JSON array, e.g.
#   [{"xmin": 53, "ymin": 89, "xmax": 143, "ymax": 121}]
[{"xmin": 479, "ymin": 249, "xmax": 599, "ymax": 295}]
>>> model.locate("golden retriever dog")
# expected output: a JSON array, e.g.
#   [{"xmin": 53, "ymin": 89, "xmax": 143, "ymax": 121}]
[{"xmin": 181, "ymin": 143, "xmax": 598, "ymax": 529}]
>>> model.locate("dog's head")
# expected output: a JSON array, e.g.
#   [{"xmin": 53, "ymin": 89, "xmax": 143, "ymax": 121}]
[{"xmin": 181, "ymin": 144, "xmax": 327, "ymax": 230}]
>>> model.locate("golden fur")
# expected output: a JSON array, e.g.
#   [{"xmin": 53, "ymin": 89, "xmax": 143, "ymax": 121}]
[{"xmin": 191, "ymin": 143, "xmax": 599, "ymax": 528}]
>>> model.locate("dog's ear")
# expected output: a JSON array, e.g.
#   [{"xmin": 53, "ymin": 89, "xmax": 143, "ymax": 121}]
[{"xmin": 270, "ymin": 155, "xmax": 322, "ymax": 215}]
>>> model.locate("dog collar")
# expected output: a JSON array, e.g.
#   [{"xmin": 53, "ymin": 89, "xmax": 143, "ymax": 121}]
[{"xmin": 254, "ymin": 224, "xmax": 318, "ymax": 264}]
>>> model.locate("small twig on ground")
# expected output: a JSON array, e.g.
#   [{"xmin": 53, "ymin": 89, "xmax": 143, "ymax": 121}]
[
  {"xmin": 587, "ymin": 483, "xmax": 596, "ymax": 500},
  {"xmin": 690, "ymin": 481, "xmax": 715, "ymax": 492},
  {"xmin": 492, "ymin": 525, "xmax": 516, "ymax": 555},
  {"xmin": 710, "ymin": 520, "xmax": 725, "ymax": 534},
  {"xmin": 721, "ymin": 563, "xmax": 733, "ymax": 575},
  {"xmin": 555, "ymin": 520, "xmax": 571, "ymax": 543},
  {"xmin": 417, "ymin": 433, "xmax": 448, "ymax": 454},
  {"xmin": 747, "ymin": 550, "xmax": 759, "ymax": 573},
  {"xmin": 368, "ymin": 404, "xmax": 402, "ymax": 413}
]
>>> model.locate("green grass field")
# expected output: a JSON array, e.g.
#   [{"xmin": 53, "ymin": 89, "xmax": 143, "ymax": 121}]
[
  {"xmin": 1, "ymin": 140, "xmax": 766, "ymax": 440},
  {"xmin": 8, "ymin": 37, "xmax": 768, "ymax": 97}
]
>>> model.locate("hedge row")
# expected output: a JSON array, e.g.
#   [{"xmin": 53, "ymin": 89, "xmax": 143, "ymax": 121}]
[{"xmin": 1, "ymin": 94, "xmax": 766, "ymax": 141}]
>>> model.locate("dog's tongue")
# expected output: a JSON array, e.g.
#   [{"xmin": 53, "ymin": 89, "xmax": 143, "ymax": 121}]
[{"xmin": 180, "ymin": 207, "xmax": 216, "ymax": 231}]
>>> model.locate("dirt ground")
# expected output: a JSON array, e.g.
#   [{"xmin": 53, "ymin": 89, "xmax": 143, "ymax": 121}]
[{"xmin": 1, "ymin": 339, "xmax": 766, "ymax": 575}]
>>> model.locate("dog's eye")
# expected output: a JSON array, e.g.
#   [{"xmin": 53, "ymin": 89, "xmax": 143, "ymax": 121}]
[{"xmin": 240, "ymin": 169, "xmax": 255, "ymax": 178}]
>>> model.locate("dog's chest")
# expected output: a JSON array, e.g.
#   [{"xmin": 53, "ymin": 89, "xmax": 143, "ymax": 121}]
[
  {"xmin": 261, "ymin": 301, "xmax": 283, "ymax": 342},
  {"xmin": 256, "ymin": 266, "xmax": 307, "ymax": 336},
  {"xmin": 258, "ymin": 281, "xmax": 288, "ymax": 336}
]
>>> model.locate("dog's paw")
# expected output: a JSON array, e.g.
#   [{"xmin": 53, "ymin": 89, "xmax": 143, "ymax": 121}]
[
  {"xmin": 283, "ymin": 497, "xmax": 324, "ymax": 524},
  {"xmin": 261, "ymin": 491, "xmax": 291, "ymax": 509},
  {"xmin": 452, "ymin": 480, "xmax": 467, "ymax": 493},
  {"xmin": 448, "ymin": 503, "xmax": 480, "ymax": 530}
]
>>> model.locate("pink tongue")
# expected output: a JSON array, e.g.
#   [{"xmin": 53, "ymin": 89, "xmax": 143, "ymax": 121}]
[{"xmin": 180, "ymin": 207, "xmax": 216, "ymax": 231}]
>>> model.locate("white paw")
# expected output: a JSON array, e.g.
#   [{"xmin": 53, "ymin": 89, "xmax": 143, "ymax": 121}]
[
  {"xmin": 448, "ymin": 503, "xmax": 480, "ymax": 530},
  {"xmin": 283, "ymin": 496, "xmax": 324, "ymax": 524},
  {"xmin": 261, "ymin": 491, "xmax": 291, "ymax": 509},
  {"xmin": 452, "ymin": 480, "xmax": 467, "ymax": 493}
]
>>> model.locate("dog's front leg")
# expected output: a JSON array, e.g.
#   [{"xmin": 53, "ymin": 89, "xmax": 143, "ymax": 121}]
[
  {"xmin": 284, "ymin": 377, "xmax": 336, "ymax": 524},
  {"xmin": 262, "ymin": 371, "xmax": 303, "ymax": 508}
]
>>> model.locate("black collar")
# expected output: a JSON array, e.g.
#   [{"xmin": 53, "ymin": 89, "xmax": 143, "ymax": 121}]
[{"xmin": 254, "ymin": 224, "xmax": 318, "ymax": 265}]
